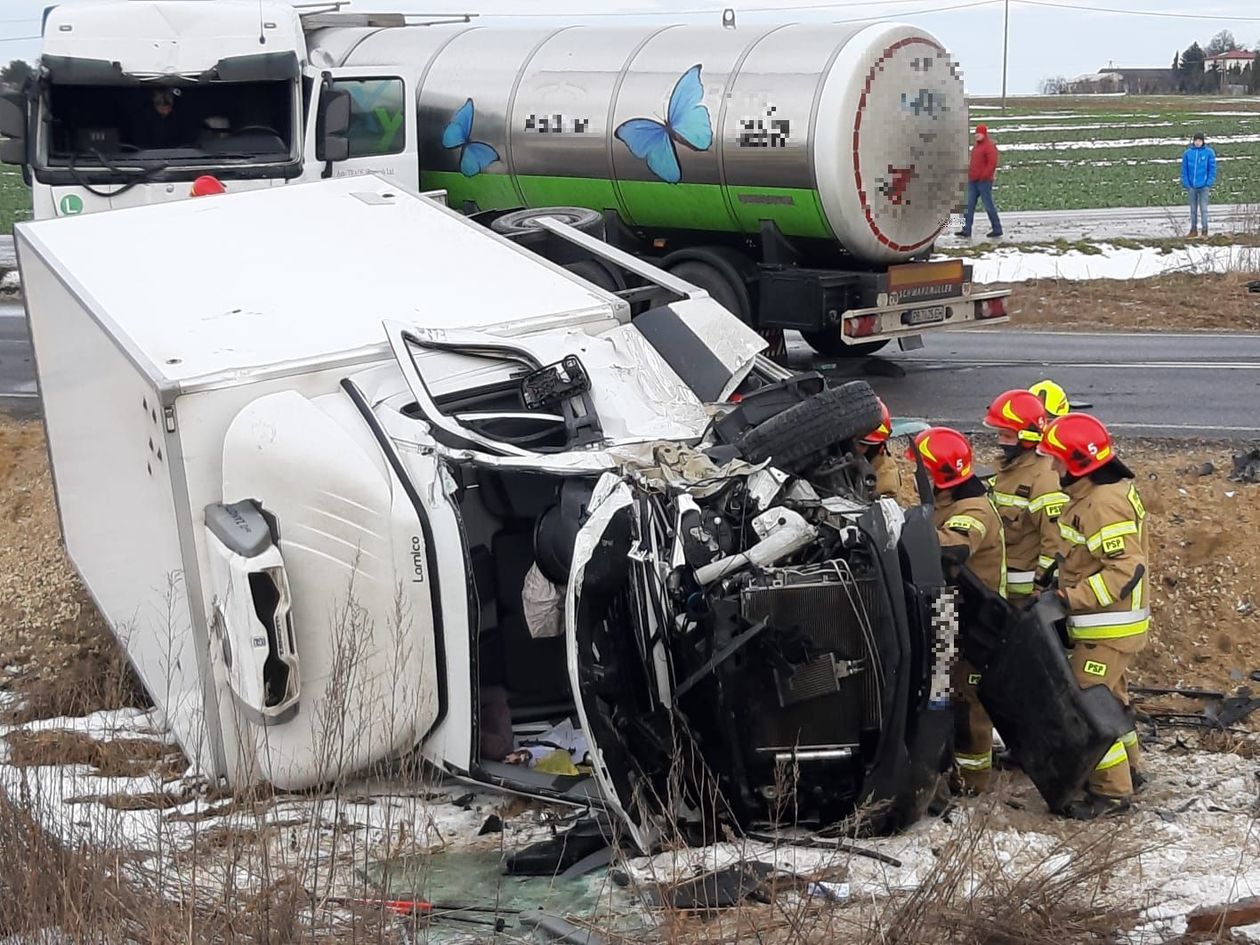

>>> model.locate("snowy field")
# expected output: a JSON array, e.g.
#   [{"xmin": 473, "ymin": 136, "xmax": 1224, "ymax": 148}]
[{"xmin": 975, "ymin": 98, "xmax": 1260, "ymax": 211}]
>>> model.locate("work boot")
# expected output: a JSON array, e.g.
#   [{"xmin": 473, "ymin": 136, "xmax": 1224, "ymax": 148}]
[
  {"xmin": 1187, "ymin": 229, "xmax": 1198, "ymax": 239},
  {"xmin": 986, "ymin": 230, "xmax": 1003, "ymax": 238},
  {"xmin": 1062, "ymin": 792, "xmax": 1131, "ymax": 821},
  {"xmin": 955, "ymin": 229, "xmax": 972, "ymax": 238},
  {"xmin": 1131, "ymin": 769, "xmax": 1147, "ymax": 792}
]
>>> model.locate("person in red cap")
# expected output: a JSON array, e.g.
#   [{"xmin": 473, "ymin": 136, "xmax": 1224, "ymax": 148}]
[
  {"xmin": 189, "ymin": 175, "xmax": 226, "ymax": 198},
  {"xmin": 956, "ymin": 124, "xmax": 1002, "ymax": 240}
]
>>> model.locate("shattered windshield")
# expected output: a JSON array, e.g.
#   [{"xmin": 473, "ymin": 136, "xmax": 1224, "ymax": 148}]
[{"xmin": 43, "ymin": 81, "xmax": 295, "ymax": 168}]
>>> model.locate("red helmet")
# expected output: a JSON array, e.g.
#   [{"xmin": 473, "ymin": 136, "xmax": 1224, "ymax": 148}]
[
  {"xmin": 1037, "ymin": 413, "xmax": 1114, "ymax": 477},
  {"xmin": 983, "ymin": 389, "xmax": 1048, "ymax": 444},
  {"xmin": 905, "ymin": 427, "xmax": 973, "ymax": 489},
  {"xmin": 190, "ymin": 175, "xmax": 226, "ymax": 197},
  {"xmin": 861, "ymin": 399, "xmax": 892, "ymax": 446}
]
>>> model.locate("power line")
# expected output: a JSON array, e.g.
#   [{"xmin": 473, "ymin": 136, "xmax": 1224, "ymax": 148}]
[
  {"xmin": 497, "ymin": 0, "xmax": 1001, "ymax": 18},
  {"xmin": 1014, "ymin": 0, "xmax": 1260, "ymax": 22}
]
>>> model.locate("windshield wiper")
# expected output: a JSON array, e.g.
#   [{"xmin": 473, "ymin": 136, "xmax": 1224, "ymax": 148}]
[{"xmin": 67, "ymin": 149, "xmax": 171, "ymax": 198}]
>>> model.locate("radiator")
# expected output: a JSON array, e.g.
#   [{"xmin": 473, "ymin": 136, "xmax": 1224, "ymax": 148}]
[{"xmin": 740, "ymin": 564, "xmax": 886, "ymax": 752}]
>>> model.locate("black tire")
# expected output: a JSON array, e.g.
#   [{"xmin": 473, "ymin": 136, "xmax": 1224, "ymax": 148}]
[
  {"xmin": 667, "ymin": 258, "xmax": 753, "ymax": 323},
  {"xmin": 738, "ymin": 381, "xmax": 883, "ymax": 472},
  {"xmin": 491, "ymin": 206, "xmax": 605, "ymax": 240},
  {"xmin": 564, "ymin": 258, "xmax": 626, "ymax": 294},
  {"xmin": 800, "ymin": 328, "xmax": 889, "ymax": 358}
]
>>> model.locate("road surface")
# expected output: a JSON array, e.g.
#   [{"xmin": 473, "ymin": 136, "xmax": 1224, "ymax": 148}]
[
  {"xmin": 0, "ymin": 302, "xmax": 36, "ymax": 418},
  {"xmin": 3, "ymin": 299, "xmax": 1257, "ymax": 439},
  {"xmin": 790, "ymin": 327, "xmax": 1260, "ymax": 440}
]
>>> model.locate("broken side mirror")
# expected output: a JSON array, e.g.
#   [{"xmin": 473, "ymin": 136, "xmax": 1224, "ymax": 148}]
[
  {"xmin": 0, "ymin": 91, "xmax": 27, "ymax": 166},
  {"xmin": 316, "ymin": 87, "xmax": 351, "ymax": 171}
]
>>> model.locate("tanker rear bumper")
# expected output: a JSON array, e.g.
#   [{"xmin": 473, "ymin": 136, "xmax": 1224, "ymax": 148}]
[{"xmin": 835, "ymin": 287, "xmax": 1011, "ymax": 346}]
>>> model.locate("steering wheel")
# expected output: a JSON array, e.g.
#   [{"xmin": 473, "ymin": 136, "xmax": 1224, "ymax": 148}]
[{"xmin": 234, "ymin": 125, "xmax": 282, "ymax": 137}]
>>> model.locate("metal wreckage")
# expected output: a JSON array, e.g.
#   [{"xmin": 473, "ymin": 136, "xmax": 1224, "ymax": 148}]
[{"xmin": 17, "ymin": 176, "xmax": 1128, "ymax": 856}]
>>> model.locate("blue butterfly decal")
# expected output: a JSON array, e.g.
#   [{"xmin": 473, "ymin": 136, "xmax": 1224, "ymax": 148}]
[
  {"xmin": 615, "ymin": 64, "xmax": 713, "ymax": 184},
  {"xmin": 442, "ymin": 98, "xmax": 500, "ymax": 178}
]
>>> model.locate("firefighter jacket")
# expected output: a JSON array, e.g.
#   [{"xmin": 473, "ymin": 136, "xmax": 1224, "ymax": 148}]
[
  {"xmin": 992, "ymin": 449, "xmax": 1068, "ymax": 595},
  {"xmin": 1058, "ymin": 474, "xmax": 1150, "ymax": 654},
  {"xmin": 933, "ymin": 482, "xmax": 1007, "ymax": 599},
  {"xmin": 871, "ymin": 448, "xmax": 901, "ymax": 498}
]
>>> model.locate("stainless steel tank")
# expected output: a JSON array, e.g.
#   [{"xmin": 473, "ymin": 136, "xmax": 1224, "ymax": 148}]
[{"xmin": 336, "ymin": 22, "xmax": 969, "ymax": 264}]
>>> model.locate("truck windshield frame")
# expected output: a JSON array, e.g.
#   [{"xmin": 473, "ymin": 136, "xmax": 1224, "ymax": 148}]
[{"xmin": 31, "ymin": 76, "xmax": 302, "ymax": 184}]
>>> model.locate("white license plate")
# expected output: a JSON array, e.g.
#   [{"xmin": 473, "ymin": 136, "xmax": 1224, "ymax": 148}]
[{"xmin": 904, "ymin": 305, "xmax": 946, "ymax": 326}]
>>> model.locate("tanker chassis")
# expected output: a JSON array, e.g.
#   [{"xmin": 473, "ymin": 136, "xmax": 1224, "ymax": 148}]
[{"xmin": 0, "ymin": 3, "xmax": 1011, "ymax": 355}]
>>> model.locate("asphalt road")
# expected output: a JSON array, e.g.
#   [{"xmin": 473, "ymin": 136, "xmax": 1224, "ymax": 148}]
[
  {"xmin": 0, "ymin": 302, "xmax": 36, "ymax": 418},
  {"xmin": 3, "ymin": 298, "xmax": 1257, "ymax": 439},
  {"xmin": 791, "ymin": 327, "xmax": 1260, "ymax": 441}
]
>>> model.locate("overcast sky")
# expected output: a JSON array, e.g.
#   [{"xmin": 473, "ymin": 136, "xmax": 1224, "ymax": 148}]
[{"xmin": 2, "ymin": 0, "xmax": 1258, "ymax": 95}]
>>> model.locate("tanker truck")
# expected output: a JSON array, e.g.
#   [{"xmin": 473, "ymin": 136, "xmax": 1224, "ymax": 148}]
[{"xmin": 0, "ymin": 2, "xmax": 1011, "ymax": 355}]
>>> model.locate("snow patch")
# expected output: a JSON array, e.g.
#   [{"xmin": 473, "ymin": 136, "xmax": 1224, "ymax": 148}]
[
  {"xmin": 956, "ymin": 243, "xmax": 1260, "ymax": 283},
  {"xmin": 1003, "ymin": 133, "xmax": 1260, "ymax": 153}
]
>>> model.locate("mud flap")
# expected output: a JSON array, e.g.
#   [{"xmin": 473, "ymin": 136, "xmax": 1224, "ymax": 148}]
[{"xmin": 958, "ymin": 578, "xmax": 1130, "ymax": 812}]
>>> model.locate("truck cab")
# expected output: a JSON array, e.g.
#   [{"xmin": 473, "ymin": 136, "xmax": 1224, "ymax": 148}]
[{"xmin": 3, "ymin": 0, "xmax": 307, "ymax": 218}]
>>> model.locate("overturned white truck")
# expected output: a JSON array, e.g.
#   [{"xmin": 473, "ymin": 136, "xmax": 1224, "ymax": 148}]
[{"xmin": 17, "ymin": 177, "xmax": 1123, "ymax": 849}]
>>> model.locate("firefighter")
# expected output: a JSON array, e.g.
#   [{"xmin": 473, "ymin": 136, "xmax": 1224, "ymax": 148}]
[
  {"xmin": 1029, "ymin": 378, "xmax": 1071, "ymax": 418},
  {"xmin": 982, "ymin": 390, "xmax": 1068, "ymax": 598},
  {"xmin": 907, "ymin": 427, "xmax": 1006, "ymax": 792},
  {"xmin": 1037, "ymin": 413, "xmax": 1148, "ymax": 819},
  {"xmin": 858, "ymin": 398, "xmax": 901, "ymax": 498}
]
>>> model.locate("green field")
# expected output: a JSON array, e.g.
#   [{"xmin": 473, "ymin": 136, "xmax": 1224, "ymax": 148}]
[
  {"xmin": 0, "ymin": 167, "xmax": 30, "ymax": 235},
  {"xmin": 972, "ymin": 96, "xmax": 1260, "ymax": 211},
  {"xmin": 1, "ymin": 97, "xmax": 1258, "ymax": 233}
]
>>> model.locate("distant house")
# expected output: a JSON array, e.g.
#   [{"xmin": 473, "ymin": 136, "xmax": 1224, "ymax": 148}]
[
  {"xmin": 1204, "ymin": 50, "xmax": 1255, "ymax": 73},
  {"xmin": 1065, "ymin": 68, "xmax": 1176, "ymax": 94},
  {"xmin": 1098, "ymin": 67, "xmax": 1179, "ymax": 94}
]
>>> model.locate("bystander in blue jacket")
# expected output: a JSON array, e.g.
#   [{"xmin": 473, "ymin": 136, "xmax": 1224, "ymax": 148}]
[{"xmin": 1180, "ymin": 132, "xmax": 1217, "ymax": 238}]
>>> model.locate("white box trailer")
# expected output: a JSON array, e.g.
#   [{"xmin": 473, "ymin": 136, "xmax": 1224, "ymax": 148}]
[{"xmin": 16, "ymin": 175, "xmax": 635, "ymax": 790}]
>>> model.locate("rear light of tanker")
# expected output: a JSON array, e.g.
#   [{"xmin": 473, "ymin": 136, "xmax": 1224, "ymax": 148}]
[
  {"xmin": 844, "ymin": 315, "xmax": 879, "ymax": 338},
  {"xmin": 977, "ymin": 298, "xmax": 1007, "ymax": 319}
]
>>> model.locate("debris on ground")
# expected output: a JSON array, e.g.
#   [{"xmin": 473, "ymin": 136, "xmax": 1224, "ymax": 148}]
[{"xmin": 1231, "ymin": 448, "xmax": 1260, "ymax": 484}]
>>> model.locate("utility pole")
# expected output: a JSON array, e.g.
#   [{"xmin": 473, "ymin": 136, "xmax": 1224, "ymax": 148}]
[{"xmin": 1001, "ymin": 0, "xmax": 1010, "ymax": 111}]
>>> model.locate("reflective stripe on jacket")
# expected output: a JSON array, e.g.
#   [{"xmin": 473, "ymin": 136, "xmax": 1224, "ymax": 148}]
[
  {"xmin": 1058, "ymin": 477, "xmax": 1151, "ymax": 651},
  {"xmin": 934, "ymin": 487, "xmax": 1007, "ymax": 599},
  {"xmin": 992, "ymin": 449, "xmax": 1067, "ymax": 593}
]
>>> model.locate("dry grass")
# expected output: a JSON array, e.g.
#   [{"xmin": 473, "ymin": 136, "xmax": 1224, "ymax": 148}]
[
  {"xmin": 1010, "ymin": 271, "xmax": 1260, "ymax": 333},
  {"xmin": 628, "ymin": 799, "xmax": 1146, "ymax": 945},
  {"xmin": 4, "ymin": 729, "xmax": 175, "ymax": 777}
]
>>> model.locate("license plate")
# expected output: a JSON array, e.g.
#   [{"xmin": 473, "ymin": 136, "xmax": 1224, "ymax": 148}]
[{"xmin": 904, "ymin": 305, "xmax": 946, "ymax": 326}]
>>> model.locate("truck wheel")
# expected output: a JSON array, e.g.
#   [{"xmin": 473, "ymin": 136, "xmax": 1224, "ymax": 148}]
[
  {"xmin": 800, "ymin": 328, "xmax": 889, "ymax": 359},
  {"xmin": 491, "ymin": 207, "xmax": 605, "ymax": 241},
  {"xmin": 737, "ymin": 381, "xmax": 883, "ymax": 472},
  {"xmin": 667, "ymin": 258, "xmax": 753, "ymax": 324},
  {"xmin": 564, "ymin": 258, "xmax": 626, "ymax": 294}
]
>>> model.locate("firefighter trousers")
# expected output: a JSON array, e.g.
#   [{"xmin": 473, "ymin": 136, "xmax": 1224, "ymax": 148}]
[
  {"xmin": 1070, "ymin": 642, "xmax": 1142, "ymax": 798},
  {"xmin": 951, "ymin": 657, "xmax": 992, "ymax": 792}
]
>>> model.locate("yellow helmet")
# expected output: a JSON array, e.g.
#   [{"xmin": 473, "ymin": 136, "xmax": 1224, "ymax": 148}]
[{"xmin": 1029, "ymin": 379, "xmax": 1070, "ymax": 418}]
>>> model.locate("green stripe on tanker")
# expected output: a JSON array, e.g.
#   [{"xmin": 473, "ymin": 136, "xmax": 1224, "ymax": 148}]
[{"xmin": 422, "ymin": 171, "xmax": 833, "ymax": 240}]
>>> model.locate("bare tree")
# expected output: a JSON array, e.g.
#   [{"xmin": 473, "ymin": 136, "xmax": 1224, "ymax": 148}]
[{"xmin": 1206, "ymin": 30, "xmax": 1240, "ymax": 56}]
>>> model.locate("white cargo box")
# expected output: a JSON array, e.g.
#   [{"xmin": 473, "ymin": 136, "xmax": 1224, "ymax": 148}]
[{"xmin": 16, "ymin": 176, "xmax": 625, "ymax": 787}]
